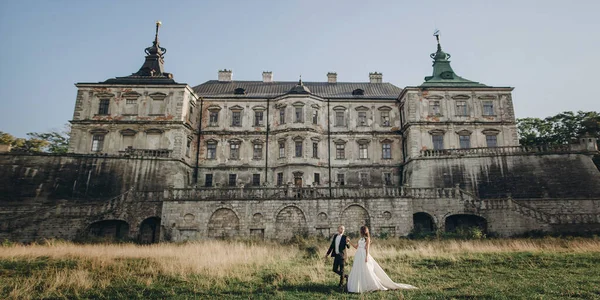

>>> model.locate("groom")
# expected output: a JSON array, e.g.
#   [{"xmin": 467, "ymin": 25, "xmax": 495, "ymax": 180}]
[{"xmin": 325, "ymin": 225, "xmax": 350, "ymax": 287}]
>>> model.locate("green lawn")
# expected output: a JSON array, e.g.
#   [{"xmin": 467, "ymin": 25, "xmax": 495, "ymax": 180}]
[{"xmin": 1, "ymin": 239, "xmax": 599, "ymax": 299}]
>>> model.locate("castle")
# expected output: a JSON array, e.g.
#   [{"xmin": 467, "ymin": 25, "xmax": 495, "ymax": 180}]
[{"xmin": 1, "ymin": 23, "xmax": 599, "ymax": 243}]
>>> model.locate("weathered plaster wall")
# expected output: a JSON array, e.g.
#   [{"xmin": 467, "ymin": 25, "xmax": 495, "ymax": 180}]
[{"xmin": 403, "ymin": 153, "xmax": 600, "ymax": 199}]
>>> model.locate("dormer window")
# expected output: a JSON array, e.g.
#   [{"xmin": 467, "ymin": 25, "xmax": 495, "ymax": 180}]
[
  {"xmin": 234, "ymin": 88, "xmax": 246, "ymax": 95},
  {"xmin": 352, "ymin": 89, "xmax": 365, "ymax": 96}
]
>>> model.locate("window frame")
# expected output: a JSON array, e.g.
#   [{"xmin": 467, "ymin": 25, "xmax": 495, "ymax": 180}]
[
  {"xmin": 295, "ymin": 141, "xmax": 303, "ymax": 158},
  {"xmin": 335, "ymin": 143, "xmax": 345, "ymax": 159},
  {"xmin": 91, "ymin": 134, "xmax": 105, "ymax": 152},
  {"xmin": 382, "ymin": 143, "xmax": 392, "ymax": 159},
  {"xmin": 205, "ymin": 174, "xmax": 213, "ymax": 187},
  {"xmin": 252, "ymin": 174, "xmax": 261, "ymax": 186},
  {"xmin": 482, "ymin": 101, "xmax": 495, "ymax": 116},
  {"xmin": 278, "ymin": 141, "xmax": 286, "ymax": 158},
  {"xmin": 207, "ymin": 142, "xmax": 217, "ymax": 160},
  {"xmin": 229, "ymin": 142, "xmax": 240, "ymax": 160},
  {"xmin": 98, "ymin": 99, "xmax": 110, "ymax": 115},
  {"xmin": 276, "ymin": 172, "xmax": 284, "ymax": 186},
  {"xmin": 228, "ymin": 174, "xmax": 237, "ymax": 187},
  {"xmin": 253, "ymin": 143, "xmax": 263, "ymax": 160}
]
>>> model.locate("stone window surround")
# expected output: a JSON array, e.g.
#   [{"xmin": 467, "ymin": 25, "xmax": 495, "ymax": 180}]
[
  {"xmin": 357, "ymin": 139, "xmax": 370, "ymax": 160},
  {"xmin": 229, "ymin": 105, "xmax": 244, "ymax": 127},
  {"xmin": 89, "ymin": 128, "xmax": 109, "ymax": 152},
  {"xmin": 334, "ymin": 139, "xmax": 346, "ymax": 160},
  {"xmin": 148, "ymin": 92, "xmax": 167, "ymax": 116},
  {"xmin": 253, "ymin": 106, "xmax": 266, "ymax": 127},
  {"xmin": 355, "ymin": 106, "xmax": 369, "ymax": 127},
  {"xmin": 206, "ymin": 139, "xmax": 218, "ymax": 160},
  {"xmin": 380, "ymin": 138, "xmax": 393, "ymax": 159},
  {"xmin": 293, "ymin": 102, "xmax": 305, "ymax": 123},
  {"xmin": 378, "ymin": 106, "xmax": 392, "ymax": 127},
  {"xmin": 228, "ymin": 139, "xmax": 242, "ymax": 160},
  {"xmin": 252, "ymin": 139, "xmax": 264, "ymax": 160},
  {"xmin": 333, "ymin": 106, "xmax": 347, "ymax": 127}
]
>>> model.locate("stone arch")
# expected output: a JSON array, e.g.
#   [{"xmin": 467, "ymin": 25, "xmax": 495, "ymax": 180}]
[
  {"xmin": 340, "ymin": 205, "xmax": 370, "ymax": 238},
  {"xmin": 444, "ymin": 214, "xmax": 487, "ymax": 233},
  {"xmin": 139, "ymin": 217, "xmax": 161, "ymax": 244},
  {"xmin": 208, "ymin": 208, "xmax": 240, "ymax": 238},
  {"xmin": 88, "ymin": 220, "xmax": 130, "ymax": 240},
  {"xmin": 413, "ymin": 212, "xmax": 436, "ymax": 233},
  {"xmin": 275, "ymin": 205, "xmax": 308, "ymax": 241}
]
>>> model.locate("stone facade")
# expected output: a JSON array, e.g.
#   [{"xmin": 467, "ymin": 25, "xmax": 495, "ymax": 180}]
[{"xmin": 1, "ymin": 28, "xmax": 599, "ymax": 242}]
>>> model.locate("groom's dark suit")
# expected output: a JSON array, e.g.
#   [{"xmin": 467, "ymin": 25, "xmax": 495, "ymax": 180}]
[{"xmin": 326, "ymin": 233, "xmax": 350, "ymax": 285}]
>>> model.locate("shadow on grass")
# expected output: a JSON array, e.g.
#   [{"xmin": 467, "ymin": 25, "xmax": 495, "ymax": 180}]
[{"xmin": 278, "ymin": 282, "xmax": 343, "ymax": 295}]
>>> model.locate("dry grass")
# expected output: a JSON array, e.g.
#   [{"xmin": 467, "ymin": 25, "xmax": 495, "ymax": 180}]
[{"xmin": 1, "ymin": 238, "xmax": 599, "ymax": 299}]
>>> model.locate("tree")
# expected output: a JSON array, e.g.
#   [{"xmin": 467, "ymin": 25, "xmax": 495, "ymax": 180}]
[
  {"xmin": 517, "ymin": 111, "xmax": 600, "ymax": 147},
  {"xmin": 0, "ymin": 124, "xmax": 70, "ymax": 153}
]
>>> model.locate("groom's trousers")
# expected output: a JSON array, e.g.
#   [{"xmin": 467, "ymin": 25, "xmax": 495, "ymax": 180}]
[{"xmin": 332, "ymin": 254, "xmax": 345, "ymax": 280}]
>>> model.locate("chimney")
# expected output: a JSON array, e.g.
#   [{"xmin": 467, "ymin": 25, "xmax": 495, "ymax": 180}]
[
  {"xmin": 327, "ymin": 72, "xmax": 337, "ymax": 83},
  {"xmin": 218, "ymin": 69, "xmax": 232, "ymax": 82},
  {"xmin": 369, "ymin": 72, "xmax": 383, "ymax": 83},
  {"xmin": 262, "ymin": 71, "xmax": 273, "ymax": 83}
]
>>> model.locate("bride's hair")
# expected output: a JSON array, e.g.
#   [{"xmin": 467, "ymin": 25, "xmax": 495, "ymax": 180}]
[{"xmin": 360, "ymin": 226, "xmax": 370, "ymax": 239}]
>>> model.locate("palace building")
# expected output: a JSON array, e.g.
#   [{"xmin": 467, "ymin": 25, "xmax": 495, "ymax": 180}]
[{"xmin": 1, "ymin": 23, "xmax": 598, "ymax": 242}]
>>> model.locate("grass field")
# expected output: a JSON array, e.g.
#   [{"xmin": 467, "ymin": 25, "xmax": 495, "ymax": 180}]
[{"xmin": 1, "ymin": 237, "xmax": 599, "ymax": 299}]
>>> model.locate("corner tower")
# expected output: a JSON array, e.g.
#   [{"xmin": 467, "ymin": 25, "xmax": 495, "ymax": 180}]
[
  {"xmin": 398, "ymin": 31, "xmax": 519, "ymax": 160},
  {"xmin": 68, "ymin": 22, "xmax": 199, "ymax": 173}
]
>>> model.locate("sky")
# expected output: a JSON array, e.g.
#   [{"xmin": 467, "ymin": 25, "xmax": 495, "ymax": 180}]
[{"xmin": 0, "ymin": 0, "xmax": 598, "ymax": 137}]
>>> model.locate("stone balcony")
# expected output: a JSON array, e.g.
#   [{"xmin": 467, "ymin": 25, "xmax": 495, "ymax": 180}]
[
  {"xmin": 419, "ymin": 143, "xmax": 596, "ymax": 158},
  {"xmin": 161, "ymin": 185, "xmax": 470, "ymax": 201},
  {"xmin": 118, "ymin": 148, "xmax": 172, "ymax": 158}
]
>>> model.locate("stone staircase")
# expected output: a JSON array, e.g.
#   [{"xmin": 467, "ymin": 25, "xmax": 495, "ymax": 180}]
[{"xmin": 458, "ymin": 190, "xmax": 600, "ymax": 225}]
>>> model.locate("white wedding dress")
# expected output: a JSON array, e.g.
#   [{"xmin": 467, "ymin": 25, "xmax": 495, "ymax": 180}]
[{"xmin": 347, "ymin": 238, "xmax": 417, "ymax": 293}]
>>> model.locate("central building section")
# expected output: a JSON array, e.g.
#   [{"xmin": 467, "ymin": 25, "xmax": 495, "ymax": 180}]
[{"xmin": 194, "ymin": 71, "xmax": 403, "ymax": 188}]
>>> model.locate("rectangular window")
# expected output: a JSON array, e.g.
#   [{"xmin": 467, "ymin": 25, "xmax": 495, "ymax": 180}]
[
  {"xmin": 232, "ymin": 111, "xmax": 241, "ymax": 126},
  {"xmin": 279, "ymin": 108, "xmax": 286, "ymax": 124},
  {"xmin": 91, "ymin": 135, "xmax": 104, "ymax": 152},
  {"xmin": 381, "ymin": 111, "xmax": 390, "ymax": 126},
  {"xmin": 277, "ymin": 172, "xmax": 284, "ymax": 186},
  {"xmin": 383, "ymin": 173, "xmax": 392, "ymax": 186},
  {"xmin": 459, "ymin": 135, "xmax": 470, "ymax": 149},
  {"xmin": 382, "ymin": 143, "xmax": 391, "ymax": 159},
  {"xmin": 335, "ymin": 111, "xmax": 344, "ymax": 126},
  {"xmin": 254, "ymin": 111, "xmax": 264, "ymax": 126},
  {"xmin": 188, "ymin": 106, "xmax": 194, "ymax": 123},
  {"xmin": 279, "ymin": 142, "xmax": 285, "ymax": 158},
  {"xmin": 228, "ymin": 174, "xmax": 237, "ymax": 186},
  {"xmin": 98, "ymin": 99, "xmax": 110, "ymax": 115},
  {"xmin": 295, "ymin": 141, "xmax": 303, "ymax": 157},
  {"xmin": 205, "ymin": 174, "xmax": 213, "ymax": 187},
  {"xmin": 336, "ymin": 144, "xmax": 345, "ymax": 159},
  {"xmin": 430, "ymin": 101, "xmax": 441, "ymax": 116},
  {"xmin": 312, "ymin": 142, "xmax": 318, "ymax": 158},
  {"xmin": 186, "ymin": 139, "xmax": 191, "ymax": 157},
  {"xmin": 456, "ymin": 101, "xmax": 468, "ymax": 116},
  {"xmin": 252, "ymin": 174, "xmax": 261, "ymax": 186},
  {"xmin": 359, "ymin": 173, "xmax": 369, "ymax": 185},
  {"xmin": 312, "ymin": 110, "xmax": 318, "ymax": 124},
  {"xmin": 359, "ymin": 143, "xmax": 368, "ymax": 159},
  {"xmin": 207, "ymin": 143, "xmax": 216, "ymax": 159},
  {"xmin": 486, "ymin": 135, "xmax": 498, "ymax": 147},
  {"xmin": 230, "ymin": 143, "xmax": 240, "ymax": 159},
  {"xmin": 253, "ymin": 143, "xmax": 263, "ymax": 160},
  {"xmin": 337, "ymin": 173, "xmax": 345, "ymax": 186},
  {"xmin": 358, "ymin": 111, "xmax": 367, "ymax": 126},
  {"xmin": 295, "ymin": 107, "xmax": 303, "ymax": 123},
  {"xmin": 432, "ymin": 135, "xmax": 444, "ymax": 150},
  {"xmin": 483, "ymin": 101, "xmax": 495, "ymax": 116},
  {"xmin": 209, "ymin": 111, "xmax": 219, "ymax": 126},
  {"xmin": 314, "ymin": 173, "xmax": 320, "ymax": 186}
]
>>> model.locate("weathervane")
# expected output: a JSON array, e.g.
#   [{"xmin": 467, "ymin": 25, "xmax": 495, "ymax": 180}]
[{"xmin": 433, "ymin": 29, "xmax": 441, "ymax": 45}]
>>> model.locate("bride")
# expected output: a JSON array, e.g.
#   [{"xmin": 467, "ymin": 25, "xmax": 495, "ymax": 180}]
[{"xmin": 346, "ymin": 226, "xmax": 417, "ymax": 293}]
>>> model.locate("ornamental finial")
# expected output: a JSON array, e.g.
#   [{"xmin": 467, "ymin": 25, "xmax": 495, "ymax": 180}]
[{"xmin": 155, "ymin": 20, "xmax": 162, "ymax": 45}]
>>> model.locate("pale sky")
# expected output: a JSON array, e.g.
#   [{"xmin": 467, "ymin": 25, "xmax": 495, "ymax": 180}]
[{"xmin": 0, "ymin": 0, "xmax": 598, "ymax": 137}]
